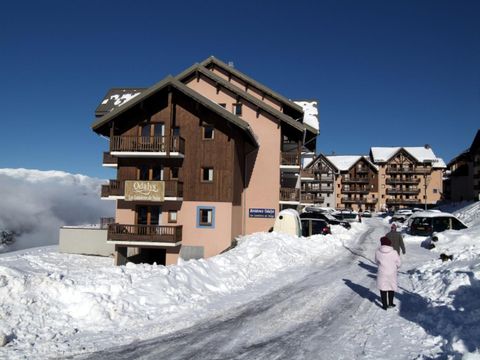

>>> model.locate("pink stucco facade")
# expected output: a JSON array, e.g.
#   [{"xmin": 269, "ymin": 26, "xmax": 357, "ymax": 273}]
[{"xmin": 186, "ymin": 77, "xmax": 280, "ymax": 234}]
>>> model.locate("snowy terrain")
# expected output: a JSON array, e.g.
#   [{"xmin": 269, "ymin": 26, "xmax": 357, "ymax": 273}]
[
  {"xmin": 0, "ymin": 203, "xmax": 479, "ymax": 358},
  {"xmin": 0, "ymin": 169, "xmax": 114, "ymax": 253}
]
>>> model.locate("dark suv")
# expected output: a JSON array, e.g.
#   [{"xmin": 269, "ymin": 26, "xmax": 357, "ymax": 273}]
[
  {"xmin": 300, "ymin": 212, "xmax": 351, "ymax": 229},
  {"xmin": 410, "ymin": 215, "xmax": 467, "ymax": 236},
  {"xmin": 300, "ymin": 216, "xmax": 331, "ymax": 236}
]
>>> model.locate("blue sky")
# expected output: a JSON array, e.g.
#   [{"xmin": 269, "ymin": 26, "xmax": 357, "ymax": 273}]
[{"xmin": 1, "ymin": 0, "xmax": 478, "ymax": 179}]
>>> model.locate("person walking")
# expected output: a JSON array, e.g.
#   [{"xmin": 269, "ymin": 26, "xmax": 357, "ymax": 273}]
[
  {"xmin": 375, "ymin": 236, "xmax": 401, "ymax": 310},
  {"xmin": 386, "ymin": 223, "xmax": 406, "ymax": 255}
]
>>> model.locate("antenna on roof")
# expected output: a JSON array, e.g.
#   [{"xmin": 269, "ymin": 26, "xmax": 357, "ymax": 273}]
[{"xmin": 228, "ymin": 61, "xmax": 235, "ymax": 68}]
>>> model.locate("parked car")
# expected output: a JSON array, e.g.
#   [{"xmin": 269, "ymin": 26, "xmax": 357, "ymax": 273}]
[
  {"xmin": 361, "ymin": 211, "xmax": 372, "ymax": 218},
  {"xmin": 409, "ymin": 211, "xmax": 467, "ymax": 236},
  {"xmin": 391, "ymin": 209, "xmax": 413, "ymax": 223},
  {"xmin": 272, "ymin": 209, "xmax": 302, "ymax": 237},
  {"xmin": 300, "ymin": 218, "xmax": 331, "ymax": 237},
  {"xmin": 332, "ymin": 210, "xmax": 360, "ymax": 223},
  {"xmin": 300, "ymin": 212, "xmax": 351, "ymax": 229}
]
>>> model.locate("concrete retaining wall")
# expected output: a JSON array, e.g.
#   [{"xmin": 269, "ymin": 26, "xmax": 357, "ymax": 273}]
[{"xmin": 59, "ymin": 227, "xmax": 114, "ymax": 257}]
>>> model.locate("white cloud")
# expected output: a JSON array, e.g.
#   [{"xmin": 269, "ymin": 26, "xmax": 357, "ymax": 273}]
[{"xmin": 0, "ymin": 169, "xmax": 114, "ymax": 252}]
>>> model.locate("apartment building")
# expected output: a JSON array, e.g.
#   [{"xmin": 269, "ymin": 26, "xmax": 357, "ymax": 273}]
[
  {"xmin": 301, "ymin": 146, "xmax": 445, "ymax": 212},
  {"xmin": 300, "ymin": 154, "xmax": 338, "ymax": 208},
  {"xmin": 92, "ymin": 57, "xmax": 317, "ymax": 265},
  {"xmin": 327, "ymin": 156, "xmax": 379, "ymax": 212},
  {"xmin": 370, "ymin": 146, "xmax": 445, "ymax": 211}
]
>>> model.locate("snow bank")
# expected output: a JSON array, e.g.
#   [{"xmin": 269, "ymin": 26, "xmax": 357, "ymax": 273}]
[{"xmin": 0, "ymin": 224, "xmax": 365, "ymax": 358}]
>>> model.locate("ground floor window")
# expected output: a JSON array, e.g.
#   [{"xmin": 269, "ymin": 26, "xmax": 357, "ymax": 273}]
[{"xmin": 197, "ymin": 206, "xmax": 215, "ymax": 228}]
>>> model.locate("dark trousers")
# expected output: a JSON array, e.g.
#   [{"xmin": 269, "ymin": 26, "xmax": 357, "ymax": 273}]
[{"xmin": 380, "ymin": 290, "xmax": 395, "ymax": 308}]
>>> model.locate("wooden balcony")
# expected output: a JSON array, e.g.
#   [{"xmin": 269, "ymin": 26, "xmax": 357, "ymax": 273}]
[
  {"xmin": 101, "ymin": 180, "xmax": 123, "ymax": 198},
  {"xmin": 302, "ymin": 184, "xmax": 333, "ymax": 193},
  {"xmin": 280, "ymin": 152, "xmax": 300, "ymax": 167},
  {"xmin": 109, "ymin": 135, "xmax": 185, "ymax": 156},
  {"xmin": 386, "ymin": 178, "xmax": 420, "ymax": 185},
  {"xmin": 108, "ymin": 224, "xmax": 182, "ymax": 245},
  {"xmin": 301, "ymin": 193, "xmax": 325, "ymax": 204},
  {"xmin": 386, "ymin": 188, "xmax": 421, "ymax": 195},
  {"xmin": 356, "ymin": 168, "xmax": 369, "ymax": 174},
  {"xmin": 101, "ymin": 180, "xmax": 184, "ymax": 199},
  {"xmin": 386, "ymin": 167, "xmax": 430, "ymax": 175},
  {"xmin": 342, "ymin": 188, "xmax": 370, "ymax": 194},
  {"xmin": 341, "ymin": 177, "xmax": 369, "ymax": 184},
  {"xmin": 341, "ymin": 198, "xmax": 378, "ymax": 204},
  {"xmin": 386, "ymin": 198, "xmax": 420, "ymax": 205},
  {"xmin": 102, "ymin": 152, "xmax": 118, "ymax": 167},
  {"xmin": 319, "ymin": 175, "xmax": 335, "ymax": 183},
  {"xmin": 280, "ymin": 188, "xmax": 300, "ymax": 202},
  {"xmin": 300, "ymin": 168, "xmax": 314, "ymax": 178}
]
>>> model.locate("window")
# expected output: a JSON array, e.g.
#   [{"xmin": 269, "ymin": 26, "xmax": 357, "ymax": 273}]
[
  {"xmin": 203, "ymin": 125, "xmax": 214, "ymax": 140},
  {"xmin": 139, "ymin": 165, "xmax": 149, "ymax": 181},
  {"xmin": 233, "ymin": 103, "xmax": 242, "ymax": 115},
  {"xmin": 172, "ymin": 127, "xmax": 180, "ymax": 137},
  {"xmin": 168, "ymin": 211, "xmax": 177, "ymax": 223},
  {"xmin": 202, "ymin": 167, "xmax": 214, "ymax": 182},
  {"xmin": 197, "ymin": 207, "xmax": 215, "ymax": 228},
  {"xmin": 171, "ymin": 167, "xmax": 179, "ymax": 180},
  {"xmin": 138, "ymin": 165, "xmax": 164, "ymax": 181}
]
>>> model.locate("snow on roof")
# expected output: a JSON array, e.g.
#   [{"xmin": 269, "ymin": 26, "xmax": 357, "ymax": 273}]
[
  {"xmin": 294, "ymin": 100, "xmax": 319, "ymax": 131},
  {"xmin": 370, "ymin": 146, "xmax": 445, "ymax": 167},
  {"xmin": 326, "ymin": 155, "xmax": 362, "ymax": 171}
]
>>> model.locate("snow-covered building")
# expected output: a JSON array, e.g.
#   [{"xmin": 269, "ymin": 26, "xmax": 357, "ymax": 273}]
[
  {"xmin": 300, "ymin": 154, "xmax": 337, "ymax": 208},
  {"xmin": 370, "ymin": 146, "xmax": 445, "ymax": 211},
  {"xmin": 91, "ymin": 56, "xmax": 318, "ymax": 265},
  {"xmin": 327, "ymin": 155, "xmax": 379, "ymax": 212}
]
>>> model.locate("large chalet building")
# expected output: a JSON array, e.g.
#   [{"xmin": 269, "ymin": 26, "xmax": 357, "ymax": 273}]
[
  {"xmin": 92, "ymin": 57, "xmax": 318, "ymax": 265},
  {"xmin": 301, "ymin": 146, "xmax": 445, "ymax": 212}
]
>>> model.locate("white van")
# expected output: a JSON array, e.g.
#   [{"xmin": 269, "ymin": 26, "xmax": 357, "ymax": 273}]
[{"xmin": 272, "ymin": 209, "xmax": 302, "ymax": 237}]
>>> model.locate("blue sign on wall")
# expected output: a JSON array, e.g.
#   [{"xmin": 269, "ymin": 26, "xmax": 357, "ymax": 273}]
[{"xmin": 249, "ymin": 208, "xmax": 276, "ymax": 218}]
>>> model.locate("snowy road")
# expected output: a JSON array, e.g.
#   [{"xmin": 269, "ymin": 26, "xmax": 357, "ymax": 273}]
[{"xmin": 82, "ymin": 218, "xmax": 430, "ymax": 360}]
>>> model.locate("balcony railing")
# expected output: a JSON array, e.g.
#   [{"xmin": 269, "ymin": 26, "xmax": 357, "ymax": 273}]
[
  {"xmin": 319, "ymin": 175, "xmax": 335, "ymax": 182},
  {"xmin": 281, "ymin": 152, "xmax": 300, "ymax": 167},
  {"xmin": 101, "ymin": 180, "xmax": 184, "ymax": 199},
  {"xmin": 342, "ymin": 188, "xmax": 370, "ymax": 194},
  {"xmin": 110, "ymin": 135, "xmax": 185, "ymax": 155},
  {"xmin": 386, "ymin": 188, "xmax": 421, "ymax": 195},
  {"xmin": 280, "ymin": 188, "xmax": 300, "ymax": 202},
  {"xmin": 301, "ymin": 193, "xmax": 325, "ymax": 204},
  {"xmin": 108, "ymin": 224, "xmax": 182, "ymax": 244},
  {"xmin": 341, "ymin": 198, "xmax": 378, "ymax": 204},
  {"xmin": 386, "ymin": 167, "xmax": 430, "ymax": 175},
  {"xmin": 386, "ymin": 178, "xmax": 420, "ymax": 185},
  {"xmin": 302, "ymin": 184, "xmax": 333, "ymax": 193},
  {"xmin": 342, "ymin": 177, "xmax": 369, "ymax": 184},
  {"xmin": 101, "ymin": 180, "xmax": 123, "ymax": 197},
  {"xmin": 386, "ymin": 198, "xmax": 420, "ymax": 205},
  {"xmin": 300, "ymin": 168, "xmax": 314, "ymax": 178},
  {"xmin": 103, "ymin": 152, "xmax": 118, "ymax": 166}
]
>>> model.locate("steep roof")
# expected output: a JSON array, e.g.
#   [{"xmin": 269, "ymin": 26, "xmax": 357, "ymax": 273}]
[
  {"xmin": 200, "ymin": 56, "xmax": 304, "ymax": 115},
  {"xmin": 305, "ymin": 153, "xmax": 339, "ymax": 172},
  {"xmin": 294, "ymin": 100, "xmax": 319, "ymax": 132},
  {"xmin": 176, "ymin": 64, "xmax": 308, "ymax": 135},
  {"xmin": 326, "ymin": 155, "xmax": 377, "ymax": 172},
  {"xmin": 370, "ymin": 146, "xmax": 444, "ymax": 166},
  {"xmin": 95, "ymin": 88, "xmax": 146, "ymax": 117},
  {"xmin": 91, "ymin": 76, "xmax": 258, "ymax": 147}
]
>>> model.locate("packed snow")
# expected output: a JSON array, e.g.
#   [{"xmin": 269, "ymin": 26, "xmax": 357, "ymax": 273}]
[
  {"xmin": 0, "ymin": 202, "xmax": 479, "ymax": 358},
  {"xmin": 294, "ymin": 100, "xmax": 319, "ymax": 131},
  {"xmin": 0, "ymin": 169, "xmax": 114, "ymax": 253}
]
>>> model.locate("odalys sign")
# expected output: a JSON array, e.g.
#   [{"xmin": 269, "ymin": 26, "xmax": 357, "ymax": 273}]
[{"xmin": 124, "ymin": 181, "xmax": 165, "ymax": 201}]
